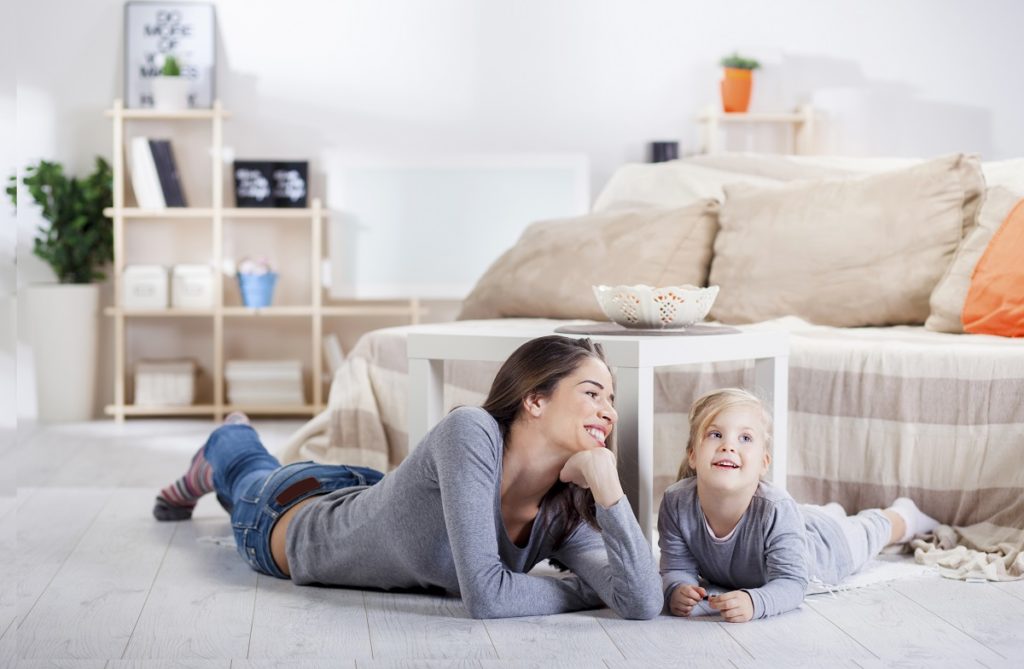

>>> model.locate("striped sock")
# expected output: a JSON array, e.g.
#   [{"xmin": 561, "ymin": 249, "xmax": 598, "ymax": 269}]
[{"xmin": 153, "ymin": 448, "xmax": 215, "ymax": 521}]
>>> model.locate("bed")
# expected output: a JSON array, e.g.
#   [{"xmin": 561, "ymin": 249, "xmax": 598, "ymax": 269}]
[{"xmin": 279, "ymin": 152, "xmax": 1024, "ymax": 564}]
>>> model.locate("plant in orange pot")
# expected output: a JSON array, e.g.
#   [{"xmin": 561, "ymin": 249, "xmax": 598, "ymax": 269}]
[{"xmin": 719, "ymin": 52, "xmax": 761, "ymax": 113}]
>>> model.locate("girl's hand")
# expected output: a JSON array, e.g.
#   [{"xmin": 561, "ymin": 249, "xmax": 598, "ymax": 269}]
[
  {"xmin": 669, "ymin": 584, "xmax": 708, "ymax": 617},
  {"xmin": 559, "ymin": 448, "xmax": 623, "ymax": 508},
  {"xmin": 709, "ymin": 590, "xmax": 754, "ymax": 623}
]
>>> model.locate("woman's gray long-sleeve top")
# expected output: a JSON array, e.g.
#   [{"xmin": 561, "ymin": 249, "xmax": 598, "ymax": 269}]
[{"xmin": 286, "ymin": 406, "xmax": 663, "ymax": 619}]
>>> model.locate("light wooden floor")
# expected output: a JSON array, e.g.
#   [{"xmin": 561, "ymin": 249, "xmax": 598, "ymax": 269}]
[{"xmin": 3, "ymin": 420, "xmax": 1023, "ymax": 669}]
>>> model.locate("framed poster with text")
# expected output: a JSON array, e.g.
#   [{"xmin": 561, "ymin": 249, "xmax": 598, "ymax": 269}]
[{"xmin": 124, "ymin": 2, "xmax": 216, "ymax": 109}]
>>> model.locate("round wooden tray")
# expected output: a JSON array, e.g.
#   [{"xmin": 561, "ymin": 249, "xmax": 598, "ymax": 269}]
[{"xmin": 553, "ymin": 322, "xmax": 741, "ymax": 337}]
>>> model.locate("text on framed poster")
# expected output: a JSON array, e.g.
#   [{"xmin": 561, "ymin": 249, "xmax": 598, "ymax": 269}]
[{"xmin": 124, "ymin": 2, "xmax": 216, "ymax": 109}]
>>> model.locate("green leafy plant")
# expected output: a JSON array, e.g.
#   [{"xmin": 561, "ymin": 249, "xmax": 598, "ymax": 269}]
[
  {"xmin": 720, "ymin": 52, "xmax": 761, "ymax": 70},
  {"xmin": 161, "ymin": 55, "xmax": 181, "ymax": 76},
  {"xmin": 6, "ymin": 157, "xmax": 114, "ymax": 283}
]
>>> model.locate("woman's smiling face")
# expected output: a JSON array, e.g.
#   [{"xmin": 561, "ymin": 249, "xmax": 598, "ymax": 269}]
[
  {"xmin": 688, "ymin": 403, "xmax": 769, "ymax": 493},
  {"xmin": 533, "ymin": 356, "xmax": 617, "ymax": 454}
]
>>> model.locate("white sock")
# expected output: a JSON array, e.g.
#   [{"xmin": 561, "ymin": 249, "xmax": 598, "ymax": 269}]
[{"xmin": 887, "ymin": 497, "xmax": 940, "ymax": 543}]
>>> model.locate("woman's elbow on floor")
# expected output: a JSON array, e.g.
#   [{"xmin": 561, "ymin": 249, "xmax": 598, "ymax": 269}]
[
  {"xmin": 464, "ymin": 597, "xmax": 504, "ymax": 619},
  {"xmin": 619, "ymin": 595, "xmax": 663, "ymax": 620}
]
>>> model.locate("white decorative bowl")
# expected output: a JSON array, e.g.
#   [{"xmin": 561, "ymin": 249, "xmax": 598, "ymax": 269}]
[{"xmin": 592, "ymin": 284, "xmax": 719, "ymax": 329}]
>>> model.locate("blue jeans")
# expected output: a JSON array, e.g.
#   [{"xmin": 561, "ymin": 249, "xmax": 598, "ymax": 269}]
[{"xmin": 203, "ymin": 424, "xmax": 385, "ymax": 579}]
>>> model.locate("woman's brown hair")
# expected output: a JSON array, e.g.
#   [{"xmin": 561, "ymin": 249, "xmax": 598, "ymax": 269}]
[{"xmin": 482, "ymin": 335, "xmax": 608, "ymax": 546}]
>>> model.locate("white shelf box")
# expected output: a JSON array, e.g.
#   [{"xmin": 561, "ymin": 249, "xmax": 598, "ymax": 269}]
[
  {"xmin": 172, "ymin": 264, "xmax": 215, "ymax": 309},
  {"xmin": 123, "ymin": 265, "xmax": 168, "ymax": 309}
]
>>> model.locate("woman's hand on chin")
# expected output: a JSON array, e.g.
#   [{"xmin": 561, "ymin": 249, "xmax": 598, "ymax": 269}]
[{"xmin": 559, "ymin": 449, "xmax": 624, "ymax": 509}]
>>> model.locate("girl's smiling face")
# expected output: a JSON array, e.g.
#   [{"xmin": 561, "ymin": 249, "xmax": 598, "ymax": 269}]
[{"xmin": 688, "ymin": 403, "xmax": 770, "ymax": 493}]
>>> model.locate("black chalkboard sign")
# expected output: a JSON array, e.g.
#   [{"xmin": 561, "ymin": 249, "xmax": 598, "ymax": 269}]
[
  {"xmin": 233, "ymin": 161, "xmax": 274, "ymax": 207},
  {"xmin": 272, "ymin": 161, "xmax": 309, "ymax": 207}
]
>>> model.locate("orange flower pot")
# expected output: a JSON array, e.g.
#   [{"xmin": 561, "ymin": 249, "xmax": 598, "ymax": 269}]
[{"xmin": 720, "ymin": 67, "xmax": 753, "ymax": 113}]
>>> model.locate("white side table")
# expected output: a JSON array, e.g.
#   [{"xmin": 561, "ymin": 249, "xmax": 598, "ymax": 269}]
[{"xmin": 407, "ymin": 323, "xmax": 789, "ymax": 540}]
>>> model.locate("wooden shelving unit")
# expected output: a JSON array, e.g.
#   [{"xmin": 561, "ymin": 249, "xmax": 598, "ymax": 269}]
[
  {"xmin": 104, "ymin": 99, "xmax": 425, "ymax": 421},
  {"xmin": 696, "ymin": 103, "xmax": 815, "ymax": 155}
]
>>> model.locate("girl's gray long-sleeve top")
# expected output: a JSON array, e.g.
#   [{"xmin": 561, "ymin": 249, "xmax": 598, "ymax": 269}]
[
  {"xmin": 286, "ymin": 406, "xmax": 663, "ymax": 619},
  {"xmin": 658, "ymin": 478, "xmax": 852, "ymax": 619}
]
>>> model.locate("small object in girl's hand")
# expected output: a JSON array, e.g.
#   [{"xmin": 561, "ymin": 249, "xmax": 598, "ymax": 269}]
[{"xmin": 691, "ymin": 597, "xmax": 717, "ymax": 617}]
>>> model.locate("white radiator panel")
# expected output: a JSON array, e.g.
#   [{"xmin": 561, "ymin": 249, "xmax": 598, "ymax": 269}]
[{"xmin": 325, "ymin": 154, "xmax": 589, "ymax": 300}]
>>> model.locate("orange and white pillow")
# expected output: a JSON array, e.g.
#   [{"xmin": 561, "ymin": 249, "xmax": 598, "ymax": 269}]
[
  {"xmin": 926, "ymin": 186, "xmax": 1024, "ymax": 335},
  {"xmin": 962, "ymin": 194, "xmax": 1024, "ymax": 336}
]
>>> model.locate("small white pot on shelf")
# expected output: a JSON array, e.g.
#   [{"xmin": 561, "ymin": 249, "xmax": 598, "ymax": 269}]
[{"xmin": 151, "ymin": 76, "xmax": 191, "ymax": 111}]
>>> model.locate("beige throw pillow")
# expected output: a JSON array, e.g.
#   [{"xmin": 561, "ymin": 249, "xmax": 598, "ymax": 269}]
[
  {"xmin": 708, "ymin": 154, "xmax": 985, "ymax": 327},
  {"xmin": 458, "ymin": 199, "xmax": 720, "ymax": 321},
  {"xmin": 926, "ymin": 186, "xmax": 1024, "ymax": 333}
]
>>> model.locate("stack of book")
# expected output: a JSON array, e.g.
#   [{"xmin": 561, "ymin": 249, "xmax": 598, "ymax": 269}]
[
  {"xmin": 225, "ymin": 359, "xmax": 305, "ymax": 406},
  {"xmin": 129, "ymin": 137, "xmax": 188, "ymax": 208}
]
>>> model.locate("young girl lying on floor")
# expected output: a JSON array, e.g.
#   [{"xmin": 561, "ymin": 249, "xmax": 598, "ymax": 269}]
[{"xmin": 659, "ymin": 388, "xmax": 939, "ymax": 622}]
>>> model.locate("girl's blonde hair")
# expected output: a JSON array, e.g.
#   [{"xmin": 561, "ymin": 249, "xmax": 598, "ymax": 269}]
[{"xmin": 676, "ymin": 387, "xmax": 773, "ymax": 480}]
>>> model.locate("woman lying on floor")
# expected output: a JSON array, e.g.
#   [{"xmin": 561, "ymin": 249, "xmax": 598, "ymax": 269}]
[{"xmin": 154, "ymin": 335, "xmax": 662, "ymax": 619}]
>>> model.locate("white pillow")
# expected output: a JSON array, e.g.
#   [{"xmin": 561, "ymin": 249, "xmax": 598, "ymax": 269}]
[{"xmin": 982, "ymin": 158, "xmax": 1024, "ymax": 192}]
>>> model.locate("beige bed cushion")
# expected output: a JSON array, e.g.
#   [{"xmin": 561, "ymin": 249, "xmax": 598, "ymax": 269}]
[
  {"xmin": 926, "ymin": 186, "xmax": 1024, "ymax": 333},
  {"xmin": 593, "ymin": 153, "xmax": 1018, "ymax": 216},
  {"xmin": 592, "ymin": 155, "xmax": 897, "ymax": 212},
  {"xmin": 591, "ymin": 162, "xmax": 785, "ymax": 211},
  {"xmin": 696, "ymin": 153, "xmax": 1020, "ymax": 190},
  {"xmin": 708, "ymin": 154, "xmax": 985, "ymax": 327},
  {"xmin": 458, "ymin": 199, "xmax": 719, "ymax": 321},
  {"xmin": 686, "ymin": 153, "xmax": 919, "ymax": 178}
]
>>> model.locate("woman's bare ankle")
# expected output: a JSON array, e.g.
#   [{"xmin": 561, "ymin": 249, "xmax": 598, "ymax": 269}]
[{"xmin": 882, "ymin": 509, "xmax": 906, "ymax": 545}]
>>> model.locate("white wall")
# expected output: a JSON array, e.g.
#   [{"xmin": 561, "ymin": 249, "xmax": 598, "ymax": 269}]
[
  {"xmin": 2, "ymin": 0, "xmax": 16, "ymax": 431},
  {"xmin": 11, "ymin": 0, "xmax": 1024, "ymax": 419}
]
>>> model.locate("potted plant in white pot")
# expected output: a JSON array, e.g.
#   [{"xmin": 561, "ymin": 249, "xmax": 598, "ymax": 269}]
[
  {"xmin": 151, "ymin": 54, "xmax": 191, "ymax": 111},
  {"xmin": 6, "ymin": 157, "xmax": 113, "ymax": 421}
]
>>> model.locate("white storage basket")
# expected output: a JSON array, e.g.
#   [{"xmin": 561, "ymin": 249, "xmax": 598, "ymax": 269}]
[
  {"xmin": 172, "ymin": 264, "xmax": 215, "ymax": 309},
  {"xmin": 134, "ymin": 359, "xmax": 196, "ymax": 406},
  {"xmin": 123, "ymin": 265, "xmax": 168, "ymax": 310}
]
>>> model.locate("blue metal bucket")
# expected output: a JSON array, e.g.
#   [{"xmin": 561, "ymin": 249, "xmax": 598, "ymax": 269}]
[{"xmin": 237, "ymin": 272, "xmax": 278, "ymax": 308}]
